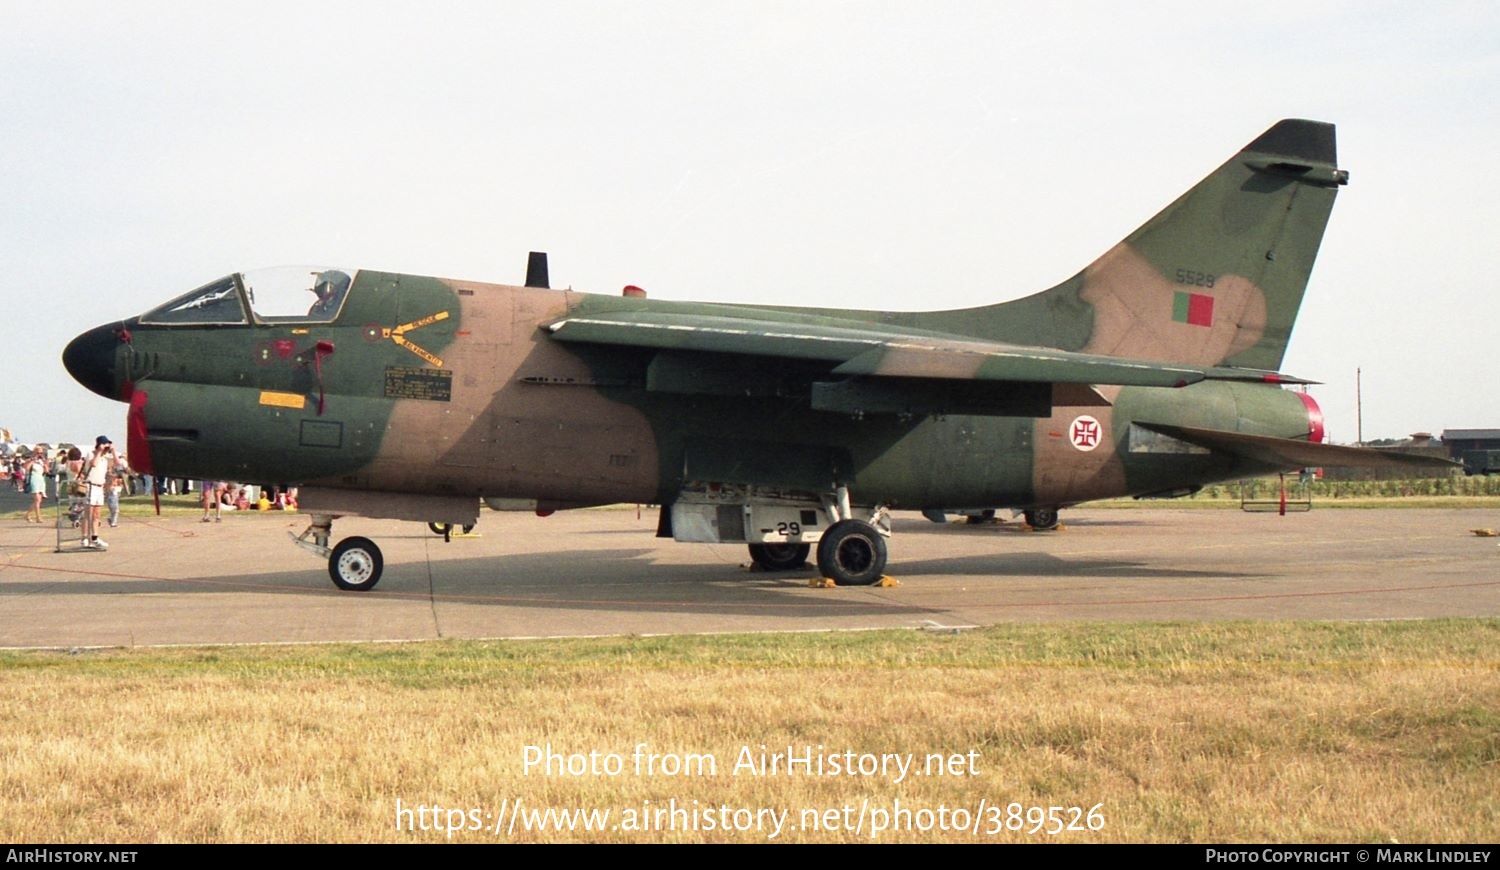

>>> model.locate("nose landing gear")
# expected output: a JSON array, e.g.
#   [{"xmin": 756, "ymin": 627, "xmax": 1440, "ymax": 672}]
[
  {"xmin": 329, "ymin": 537, "xmax": 383, "ymax": 591},
  {"xmin": 292, "ymin": 515, "xmax": 385, "ymax": 591}
]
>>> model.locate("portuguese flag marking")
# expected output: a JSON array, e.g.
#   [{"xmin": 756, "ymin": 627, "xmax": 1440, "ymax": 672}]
[{"xmin": 1172, "ymin": 290, "xmax": 1214, "ymax": 327}]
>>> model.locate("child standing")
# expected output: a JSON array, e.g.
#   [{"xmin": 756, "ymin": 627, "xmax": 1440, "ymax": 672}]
[{"xmin": 106, "ymin": 466, "xmax": 124, "ymax": 528}]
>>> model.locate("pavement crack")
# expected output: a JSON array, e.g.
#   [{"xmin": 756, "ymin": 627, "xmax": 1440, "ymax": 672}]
[{"xmin": 425, "ymin": 539, "xmax": 444, "ymax": 639}]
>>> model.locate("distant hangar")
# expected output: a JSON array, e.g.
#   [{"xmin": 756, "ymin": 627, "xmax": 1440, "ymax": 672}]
[{"xmin": 1441, "ymin": 429, "xmax": 1500, "ymax": 475}]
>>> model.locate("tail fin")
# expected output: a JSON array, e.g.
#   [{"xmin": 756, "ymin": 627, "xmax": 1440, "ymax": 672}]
[{"xmin": 924, "ymin": 119, "xmax": 1347, "ymax": 371}]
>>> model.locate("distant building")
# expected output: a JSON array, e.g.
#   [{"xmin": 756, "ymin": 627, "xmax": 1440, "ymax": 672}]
[
  {"xmin": 1441, "ymin": 429, "xmax": 1500, "ymax": 475},
  {"xmin": 1441, "ymin": 429, "xmax": 1500, "ymax": 455}
]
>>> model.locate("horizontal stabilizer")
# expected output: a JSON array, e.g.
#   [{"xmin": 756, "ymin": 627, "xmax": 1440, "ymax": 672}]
[
  {"xmin": 1200, "ymin": 367, "xmax": 1320, "ymax": 386},
  {"xmin": 1139, "ymin": 423, "xmax": 1459, "ymax": 471}
]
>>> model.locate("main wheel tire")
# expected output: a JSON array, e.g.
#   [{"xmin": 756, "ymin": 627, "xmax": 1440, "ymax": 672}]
[
  {"xmin": 1025, "ymin": 506, "xmax": 1059, "ymax": 531},
  {"xmin": 329, "ymin": 536, "xmax": 383, "ymax": 591},
  {"xmin": 815, "ymin": 519, "xmax": 888, "ymax": 586},
  {"xmin": 428, "ymin": 522, "xmax": 476, "ymax": 536},
  {"xmin": 748, "ymin": 542, "xmax": 811, "ymax": 572}
]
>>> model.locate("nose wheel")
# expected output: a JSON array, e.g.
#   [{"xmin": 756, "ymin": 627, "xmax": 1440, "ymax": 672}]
[
  {"xmin": 329, "ymin": 536, "xmax": 383, "ymax": 591},
  {"xmin": 292, "ymin": 516, "xmax": 385, "ymax": 591}
]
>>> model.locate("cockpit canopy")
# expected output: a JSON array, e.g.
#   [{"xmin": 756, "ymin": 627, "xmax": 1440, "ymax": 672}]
[{"xmin": 140, "ymin": 267, "xmax": 356, "ymax": 325}]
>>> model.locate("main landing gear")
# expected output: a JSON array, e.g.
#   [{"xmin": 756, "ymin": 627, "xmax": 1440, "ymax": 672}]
[
  {"xmin": 815, "ymin": 517, "xmax": 888, "ymax": 586},
  {"xmin": 673, "ymin": 482, "xmax": 891, "ymax": 585},
  {"xmin": 292, "ymin": 515, "xmax": 384, "ymax": 591},
  {"xmin": 747, "ymin": 542, "xmax": 811, "ymax": 572},
  {"xmin": 747, "ymin": 525, "xmax": 888, "ymax": 585},
  {"xmin": 746, "ymin": 520, "xmax": 888, "ymax": 585},
  {"xmin": 814, "ymin": 486, "xmax": 892, "ymax": 586},
  {"xmin": 428, "ymin": 521, "xmax": 475, "ymax": 537},
  {"xmin": 803, "ymin": 488, "xmax": 892, "ymax": 586},
  {"xmin": 732, "ymin": 486, "xmax": 891, "ymax": 585},
  {"xmin": 1024, "ymin": 506, "xmax": 1060, "ymax": 531}
]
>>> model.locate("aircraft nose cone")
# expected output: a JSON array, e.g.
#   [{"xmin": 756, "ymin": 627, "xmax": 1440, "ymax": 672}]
[{"xmin": 63, "ymin": 323, "xmax": 123, "ymax": 401}]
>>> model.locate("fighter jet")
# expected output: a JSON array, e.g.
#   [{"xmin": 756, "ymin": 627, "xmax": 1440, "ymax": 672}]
[{"xmin": 63, "ymin": 119, "xmax": 1446, "ymax": 590}]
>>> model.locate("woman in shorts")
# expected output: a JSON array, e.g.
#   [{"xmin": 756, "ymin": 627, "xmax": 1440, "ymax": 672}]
[{"xmin": 23, "ymin": 451, "xmax": 48, "ymax": 523}]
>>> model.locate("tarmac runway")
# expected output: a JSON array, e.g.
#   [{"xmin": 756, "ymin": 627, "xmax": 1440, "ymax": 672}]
[{"xmin": 1, "ymin": 491, "xmax": 1497, "ymax": 648}]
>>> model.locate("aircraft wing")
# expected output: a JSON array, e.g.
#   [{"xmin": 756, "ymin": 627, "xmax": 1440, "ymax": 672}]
[
  {"xmin": 1138, "ymin": 423, "xmax": 1460, "ymax": 470},
  {"xmin": 546, "ymin": 311, "xmax": 1226, "ymax": 389}
]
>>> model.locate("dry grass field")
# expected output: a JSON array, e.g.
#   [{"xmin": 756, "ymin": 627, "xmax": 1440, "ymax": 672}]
[{"xmin": 1, "ymin": 621, "xmax": 1496, "ymax": 843}]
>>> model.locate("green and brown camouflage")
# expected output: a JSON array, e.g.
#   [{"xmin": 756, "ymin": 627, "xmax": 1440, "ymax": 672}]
[{"xmin": 62, "ymin": 119, "xmax": 1448, "ymax": 588}]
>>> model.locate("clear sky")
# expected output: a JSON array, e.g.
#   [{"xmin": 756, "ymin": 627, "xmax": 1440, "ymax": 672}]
[{"xmin": 3, "ymin": 1, "xmax": 1497, "ymax": 446}]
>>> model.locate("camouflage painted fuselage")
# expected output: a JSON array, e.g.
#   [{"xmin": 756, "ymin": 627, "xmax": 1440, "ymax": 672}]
[
  {"xmin": 66, "ymin": 273, "xmax": 1315, "ymax": 517},
  {"xmin": 64, "ymin": 119, "xmax": 1347, "ymax": 522}
]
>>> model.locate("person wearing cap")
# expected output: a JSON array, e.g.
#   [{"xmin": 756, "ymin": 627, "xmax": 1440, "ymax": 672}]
[{"xmin": 82, "ymin": 436, "xmax": 113, "ymax": 549}]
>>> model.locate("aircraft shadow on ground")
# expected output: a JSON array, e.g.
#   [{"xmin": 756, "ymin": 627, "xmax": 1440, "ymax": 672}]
[
  {"xmin": 901, "ymin": 518, "xmax": 1155, "ymax": 535},
  {"xmin": 380, "ymin": 548, "xmax": 946, "ymax": 618},
  {"xmin": 0, "ymin": 547, "xmax": 946, "ymax": 620},
  {"xmin": 890, "ymin": 550, "xmax": 1263, "ymax": 581},
  {"xmin": 0, "ymin": 540, "xmax": 1261, "ymax": 623}
]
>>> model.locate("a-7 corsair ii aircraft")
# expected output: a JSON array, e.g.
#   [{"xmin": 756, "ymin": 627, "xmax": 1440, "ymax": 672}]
[{"xmin": 64, "ymin": 119, "xmax": 1445, "ymax": 590}]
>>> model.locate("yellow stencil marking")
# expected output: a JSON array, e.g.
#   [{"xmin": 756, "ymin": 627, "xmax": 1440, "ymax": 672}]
[
  {"xmin": 259, "ymin": 390, "xmax": 306, "ymax": 409},
  {"xmin": 381, "ymin": 310, "xmax": 450, "ymax": 367},
  {"xmin": 391, "ymin": 335, "xmax": 445, "ymax": 368}
]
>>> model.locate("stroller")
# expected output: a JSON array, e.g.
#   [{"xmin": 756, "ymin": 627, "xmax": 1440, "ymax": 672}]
[{"xmin": 64, "ymin": 484, "xmax": 86, "ymax": 528}]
